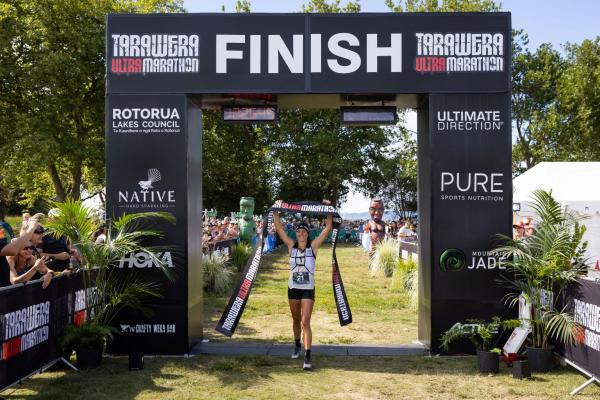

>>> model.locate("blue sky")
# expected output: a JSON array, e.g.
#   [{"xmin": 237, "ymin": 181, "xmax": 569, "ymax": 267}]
[
  {"xmin": 183, "ymin": 0, "xmax": 599, "ymax": 214},
  {"xmin": 184, "ymin": 0, "xmax": 600, "ymax": 51}
]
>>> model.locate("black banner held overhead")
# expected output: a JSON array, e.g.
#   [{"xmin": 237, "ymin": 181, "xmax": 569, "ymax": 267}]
[{"xmin": 216, "ymin": 201, "xmax": 351, "ymax": 337}]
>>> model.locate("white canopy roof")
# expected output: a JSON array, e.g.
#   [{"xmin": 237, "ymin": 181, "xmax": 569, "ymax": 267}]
[{"xmin": 513, "ymin": 162, "xmax": 600, "ymax": 204}]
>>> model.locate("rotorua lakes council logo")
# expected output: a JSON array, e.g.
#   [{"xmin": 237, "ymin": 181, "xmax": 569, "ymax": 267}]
[{"xmin": 117, "ymin": 168, "xmax": 175, "ymax": 209}]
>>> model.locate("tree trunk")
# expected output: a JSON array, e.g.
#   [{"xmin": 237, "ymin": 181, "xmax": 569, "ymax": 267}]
[
  {"xmin": 69, "ymin": 157, "xmax": 82, "ymax": 200},
  {"xmin": 47, "ymin": 162, "xmax": 66, "ymax": 201}
]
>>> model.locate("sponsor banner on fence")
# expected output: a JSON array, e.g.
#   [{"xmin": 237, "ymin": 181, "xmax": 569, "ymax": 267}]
[
  {"xmin": 562, "ymin": 279, "xmax": 600, "ymax": 379},
  {"xmin": 0, "ymin": 271, "xmax": 98, "ymax": 391}
]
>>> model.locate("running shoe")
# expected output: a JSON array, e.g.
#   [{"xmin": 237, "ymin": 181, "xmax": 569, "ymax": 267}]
[
  {"xmin": 291, "ymin": 345, "xmax": 301, "ymax": 359},
  {"xmin": 303, "ymin": 359, "xmax": 313, "ymax": 370}
]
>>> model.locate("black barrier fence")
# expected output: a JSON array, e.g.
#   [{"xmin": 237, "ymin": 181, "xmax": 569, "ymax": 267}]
[
  {"xmin": 204, "ymin": 238, "xmax": 239, "ymax": 257},
  {"xmin": 0, "ymin": 271, "xmax": 98, "ymax": 391},
  {"xmin": 559, "ymin": 278, "xmax": 600, "ymax": 383}
]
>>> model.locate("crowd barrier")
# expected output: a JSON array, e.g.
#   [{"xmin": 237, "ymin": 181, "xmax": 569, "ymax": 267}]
[
  {"xmin": 560, "ymin": 278, "xmax": 600, "ymax": 389},
  {"xmin": 204, "ymin": 238, "xmax": 239, "ymax": 258},
  {"xmin": 0, "ymin": 270, "xmax": 98, "ymax": 391}
]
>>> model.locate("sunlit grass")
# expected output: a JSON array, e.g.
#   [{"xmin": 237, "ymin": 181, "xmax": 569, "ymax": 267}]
[
  {"xmin": 204, "ymin": 243, "xmax": 418, "ymax": 345},
  {"xmin": 4, "ymin": 356, "xmax": 599, "ymax": 400}
]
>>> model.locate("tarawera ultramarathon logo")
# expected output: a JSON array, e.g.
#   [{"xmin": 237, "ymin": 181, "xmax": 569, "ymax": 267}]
[
  {"xmin": 1, "ymin": 301, "xmax": 50, "ymax": 360},
  {"xmin": 414, "ymin": 32, "xmax": 504, "ymax": 73},
  {"xmin": 118, "ymin": 168, "xmax": 176, "ymax": 209},
  {"xmin": 110, "ymin": 34, "xmax": 199, "ymax": 74}
]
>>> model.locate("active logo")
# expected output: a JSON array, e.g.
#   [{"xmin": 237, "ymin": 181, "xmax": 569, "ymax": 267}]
[
  {"xmin": 117, "ymin": 168, "xmax": 176, "ymax": 209},
  {"xmin": 414, "ymin": 32, "xmax": 504, "ymax": 73}
]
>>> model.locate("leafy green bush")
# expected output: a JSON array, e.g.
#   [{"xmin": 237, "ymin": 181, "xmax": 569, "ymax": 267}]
[
  {"xmin": 229, "ymin": 242, "xmax": 253, "ymax": 272},
  {"xmin": 407, "ymin": 264, "xmax": 419, "ymax": 312},
  {"xmin": 370, "ymin": 239, "xmax": 398, "ymax": 277},
  {"xmin": 59, "ymin": 323, "xmax": 114, "ymax": 354},
  {"xmin": 391, "ymin": 257, "xmax": 417, "ymax": 293},
  {"xmin": 203, "ymin": 252, "xmax": 233, "ymax": 294}
]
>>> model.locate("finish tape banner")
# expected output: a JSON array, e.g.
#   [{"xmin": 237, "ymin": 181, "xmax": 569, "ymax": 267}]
[{"xmin": 215, "ymin": 201, "xmax": 352, "ymax": 337}]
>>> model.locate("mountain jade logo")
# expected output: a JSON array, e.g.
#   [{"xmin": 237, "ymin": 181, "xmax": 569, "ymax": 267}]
[{"xmin": 439, "ymin": 248, "xmax": 466, "ymax": 272}]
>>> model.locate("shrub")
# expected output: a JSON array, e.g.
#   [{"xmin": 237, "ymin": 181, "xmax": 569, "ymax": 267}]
[
  {"xmin": 370, "ymin": 239, "xmax": 398, "ymax": 277},
  {"xmin": 391, "ymin": 257, "xmax": 418, "ymax": 293},
  {"xmin": 229, "ymin": 242, "xmax": 254, "ymax": 272},
  {"xmin": 407, "ymin": 264, "xmax": 419, "ymax": 312},
  {"xmin": 203, "ymin": 252, "xmax": 233, "ymax": 295}
]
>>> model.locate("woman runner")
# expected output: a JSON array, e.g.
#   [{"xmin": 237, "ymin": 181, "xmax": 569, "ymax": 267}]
[{"xmin": 273, "ymin": 212, "xmax": 333, "ymax": 371}]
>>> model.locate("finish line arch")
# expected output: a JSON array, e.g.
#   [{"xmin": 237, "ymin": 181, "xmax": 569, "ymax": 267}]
[{"xmin": 105, "ymin": 12, "xmax": 512, "ymax": 354}]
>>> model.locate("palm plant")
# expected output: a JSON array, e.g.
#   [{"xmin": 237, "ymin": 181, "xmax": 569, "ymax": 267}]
[
  {"xmin": 43, "ymin": 199, "xmax": 176, "ymax": 332},
  {"xmin": 492, "ymin": 190, "xmax": 588, "ymax": 349}
]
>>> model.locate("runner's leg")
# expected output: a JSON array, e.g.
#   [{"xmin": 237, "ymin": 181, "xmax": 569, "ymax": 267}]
[
  {"xmin": 300, "ymin": 298, "xmax": 314, "ymax": 351},
  {"xmin": 289, "ymin": 299, "xmax": 302, "ymax": 342}
]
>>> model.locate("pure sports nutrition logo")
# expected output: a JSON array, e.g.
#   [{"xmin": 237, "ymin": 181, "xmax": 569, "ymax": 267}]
[{"xmin": 414, "ymin": 32, "xmax": 504, "ymax": 73}]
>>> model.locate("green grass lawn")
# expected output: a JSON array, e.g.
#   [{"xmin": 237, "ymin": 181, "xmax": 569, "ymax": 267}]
[
  {"xmin": 204, "ymin": 243, "xmax": 418, "ymax": 345},
  {"xmin": 3, "ymin": 215, "xmax": 22, "ymax": 232},
  {"xmin": 4, "ymin": 355, "xmax": 599, "ymax": 399}
]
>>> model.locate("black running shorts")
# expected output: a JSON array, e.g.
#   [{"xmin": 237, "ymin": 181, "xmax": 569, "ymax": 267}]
[{"xmin": 288, "ymin": 287, "xmax": 315, "ymax": 300}]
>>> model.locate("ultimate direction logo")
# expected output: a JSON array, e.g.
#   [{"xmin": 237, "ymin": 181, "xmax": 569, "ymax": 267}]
[
  {"xmin": 440, "ymin": 171, "xmax": 504, "ymax": 202},
  {"xmin": 436, "ymin": 110, "xmax": 503, "ymax": 132},
  {"xmin": 118, "ymin": 168, "xmax": 176, "ymax": 209},
  {"xmin": 415, "ymin": 32, "xmax": 504, "ymax": 73},
  {"xmin": 110, "ymin": 34, "xmax": 199, "ymax": 74},
  {"xmin": 440, "ymin": 249, "xmax": 507, "ymax": 271}
]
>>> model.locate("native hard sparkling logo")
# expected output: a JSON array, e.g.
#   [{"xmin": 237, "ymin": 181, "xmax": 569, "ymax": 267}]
[
  {"xmin": 439, "ymin": 248, "xmax": 466, "ymax": 272},
  {"xmin": 118, "ymin": 168, "xmax": 175, "ymax": 209}
]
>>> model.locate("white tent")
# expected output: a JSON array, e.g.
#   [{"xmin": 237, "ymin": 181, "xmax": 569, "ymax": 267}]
[{"xmin": 513, "ymin": 162, "xmax": 600, "ymax": 268}]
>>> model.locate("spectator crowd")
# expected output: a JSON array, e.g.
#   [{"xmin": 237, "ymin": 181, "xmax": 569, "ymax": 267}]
[{"xmin": 0, "ymin": 212, "xmax": 81, "ymax": 290}]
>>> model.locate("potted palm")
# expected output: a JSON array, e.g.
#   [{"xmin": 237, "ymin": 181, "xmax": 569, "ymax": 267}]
[
  {"xmin": 493, "ymin": 190, "xmax": 588, "ymax": 372},
  {"xmin": 441, "ymin": 317, "xmax": 518, "ymax": 373},
  {"xmin": 45, "ymin": 199, "xmax": 176, "ymax": 368}
]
